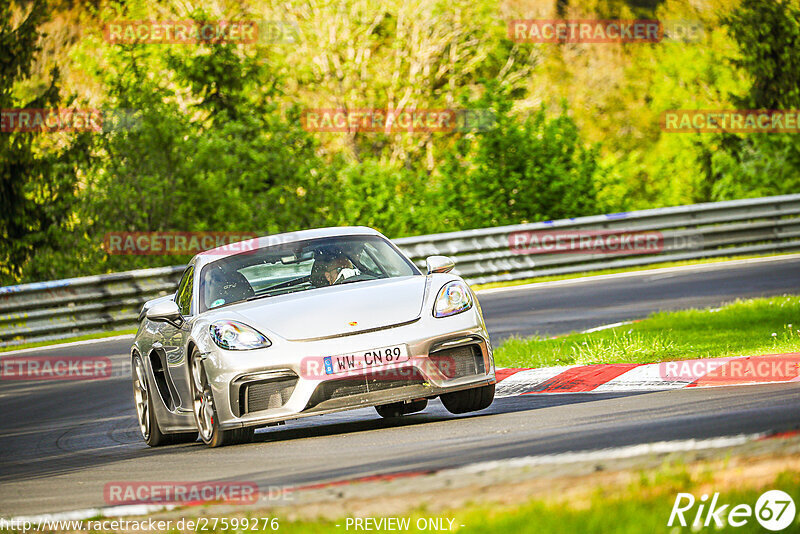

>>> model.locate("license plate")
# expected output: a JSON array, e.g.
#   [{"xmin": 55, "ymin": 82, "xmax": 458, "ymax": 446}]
[{"xmin": 324, "ymin": 344, "xmax": 409, "ymax": 375}]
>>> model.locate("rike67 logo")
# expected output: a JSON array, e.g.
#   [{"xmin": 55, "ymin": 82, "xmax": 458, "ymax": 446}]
[{"xmin": 668, "ymin": 490, "xmax": 796, "ymax": 531}]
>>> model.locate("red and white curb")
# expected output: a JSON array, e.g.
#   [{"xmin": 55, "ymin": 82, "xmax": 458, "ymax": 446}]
[{"xmin": 495, "ymin": 353, "xmax": 800, "ymax": 397}]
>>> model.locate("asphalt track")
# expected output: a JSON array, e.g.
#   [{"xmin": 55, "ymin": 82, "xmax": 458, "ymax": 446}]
[{"xmin": 2, "ymin": 257, "xmax": 800, "ymax": 516}]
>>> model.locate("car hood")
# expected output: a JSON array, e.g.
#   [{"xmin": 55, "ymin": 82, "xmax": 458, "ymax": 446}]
[{"xmin": 224, "ymin": 276, "xmax": 428, "ymax": 341}]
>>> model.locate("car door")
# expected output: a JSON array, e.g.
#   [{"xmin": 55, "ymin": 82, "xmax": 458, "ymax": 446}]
[{"xmin": 159, "ymin": 264, "xmax": 195, "ymax": 412}]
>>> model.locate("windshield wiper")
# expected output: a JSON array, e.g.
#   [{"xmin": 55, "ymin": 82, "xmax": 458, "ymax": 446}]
[
  {"xmin": 336, "ymin": 275, "xmax": 380, "ymax": 286},
  {"xmin": 245, "ymin": 293, "xmax": 274, "ymax": 302},
  {"xmin": 263, "ymin": 275, "xmax": 310, "ymax": 292}
]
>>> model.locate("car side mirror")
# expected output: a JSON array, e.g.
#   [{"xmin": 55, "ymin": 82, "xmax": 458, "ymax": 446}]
[
  {"xmin": 425, "ymin": 255, "xmax": 455, "ymax": 274},
  {"xmin": 146, "ymin": 300, "xmax": 184, "ymax": 327}
]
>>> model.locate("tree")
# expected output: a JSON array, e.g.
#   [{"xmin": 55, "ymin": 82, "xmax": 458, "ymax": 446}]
[
  {"xmin": 439, "ymin": 85, "xmax": 600, "ymax": 230},
  {"xmin": 74, "ymin": 9, "xmax": 337, "ymax": 273},
  {"xmin": 287, "ymin": 0, "xmax": 537, "ymax": 168},
  {"xmin": 723, "ymin": 0, "xmax": 800, "ymax": 111},
  {"xmin": 710, "ymin": 0, "xmax": 800, "ymax": 200},
  {"xmin": 0, "ymin": 0, "xmax": 89, "ymax": 284}
]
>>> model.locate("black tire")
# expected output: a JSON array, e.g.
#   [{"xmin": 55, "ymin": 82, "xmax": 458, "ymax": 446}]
[
  {"xmin": 190, "ymin": 348, "xmax": 254, "ymax": 447},
  {"xmin": 440, "ymin": 383, "xmax": 495, "ymax": 414},
  {"xmin": 375, "ymin": 399, "xmax": 428, "ymax": 418},
  {"xmin": 163, "ymin": 432, "xmax": 200, "ymax": 445},
  {"xmin": 208, "ymin": 427, "xmax": 255, "ymax": 448},
  {"xmin": 132, "ymin": 354, "xmax": 198, "ymax": 447}
]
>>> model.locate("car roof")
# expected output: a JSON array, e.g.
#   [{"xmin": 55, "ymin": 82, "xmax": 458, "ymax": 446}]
[{"xmin": 193, "ymin": 226, "xmax": 384, "ymax": 270}]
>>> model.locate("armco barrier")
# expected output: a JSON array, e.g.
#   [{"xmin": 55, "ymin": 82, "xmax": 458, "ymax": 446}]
[
  {"xmin": 2, "ymin": 194, "xmax": 800, "ymax": 347},
  {"xmin": 0, "ymin": 266, "xmax": 184, "ymax": 347}
]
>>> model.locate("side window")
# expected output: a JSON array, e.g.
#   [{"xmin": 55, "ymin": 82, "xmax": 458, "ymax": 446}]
[{"xmin": 175, "ymin": 266, "xmax": 194, "ymax": 316}]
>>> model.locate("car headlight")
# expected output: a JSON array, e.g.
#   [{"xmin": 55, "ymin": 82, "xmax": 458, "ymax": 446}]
[
  {"xmin": 209, "ymin": 321, "xmax": 271, "ymax": 350},
  {"xmin": 433, "ymin": 281, "xmax": 473, "ymax": 318}
]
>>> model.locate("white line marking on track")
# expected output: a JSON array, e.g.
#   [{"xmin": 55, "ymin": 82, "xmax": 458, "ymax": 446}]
[
  {"xmin": 444, "ymin": 434, "xmax": 762, "ymax": 475},
  {"xmin": 475, "ymin": 254, "xmax": 800, "ymax": 295},
  {"xmin": 580, "ymin": 321, "xmax": 633, "ymax": 334},
  {"xmin": 0, "ymin": 334, "xmax": 134, "ymax": 356}
]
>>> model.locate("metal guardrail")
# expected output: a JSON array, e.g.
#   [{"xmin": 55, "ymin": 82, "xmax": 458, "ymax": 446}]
[
  {"xmin": 396, "ymin": 193, "xmax": 800, "ymax": 284},
  {"xmin": 2, "ymin": 194, "xmax": 800, "ymax": 347}
]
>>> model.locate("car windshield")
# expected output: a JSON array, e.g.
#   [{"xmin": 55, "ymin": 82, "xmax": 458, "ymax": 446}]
[{"xmin": 198, "ymin": 235, "xmax": 419, "ymax": 312}]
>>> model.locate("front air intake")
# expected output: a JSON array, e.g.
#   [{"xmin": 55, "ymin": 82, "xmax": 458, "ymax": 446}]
[
  {"xmin": 239, "ymin": 376, "xmax": 298, "ymax": 415},
  {"xmin": 429, "ymin": 344, "xmax": 484, "ymax": 379}
]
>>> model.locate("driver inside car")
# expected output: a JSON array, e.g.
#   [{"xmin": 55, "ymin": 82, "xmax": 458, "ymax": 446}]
[
  {"xmin": 327, "ymin": 256, "xmax": 360, "ymax": 285},
  {"xmin": 311, "ymin": 253, "xmax": 361, "ymax": 287}
]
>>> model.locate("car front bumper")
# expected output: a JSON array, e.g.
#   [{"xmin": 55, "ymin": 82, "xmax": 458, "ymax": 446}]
[{"xmin": 199, "ymin": 309, "xmax": 495, "ymax": 430}]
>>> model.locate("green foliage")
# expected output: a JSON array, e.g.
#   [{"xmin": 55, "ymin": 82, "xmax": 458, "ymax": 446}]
[
  {"xmin": 722, "ymin": 0, "xmax": 800, "ymax": 110},
  {"xmin": 710, "ymin": 0, "xmax": 800, "ymax": 201},
  {"xmin": 67, "ymin": 12, "xmax": 338, "ymax": 274},
  {"xmin": 0, "ymin": 0, "xmax": 89, "ymax": 283},
  {"xmin": 440, "ymin": 86, "xmax": 600, "ymax": 229},
  {"xmin": 330, "ymin": 160, "xmax": 433, "ymax": 237},
  {"xmin": 2, "ymin": 0, "xmax": 800, "ymax": 284},
  {"xmin": 710, "ymin": 133, "xmax": 800, "ymax": 200},
  {"xmin": 602, "ymin": 27, "xmax": 745, "ymax": 208}
]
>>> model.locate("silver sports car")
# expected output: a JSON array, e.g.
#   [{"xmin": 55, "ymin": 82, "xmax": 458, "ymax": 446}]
[{"xmin": 131, "ymin": 227, "xmax": 496, "ymax": 447}]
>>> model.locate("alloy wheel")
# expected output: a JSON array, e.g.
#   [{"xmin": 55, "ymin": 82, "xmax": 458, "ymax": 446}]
[
  {"xmin": 132, "ymin": 356, "xmax": 150, "ymax": 440},
  {"xmin": 191, "ymin": 353, "xmax": 214, "ymax": 442}
]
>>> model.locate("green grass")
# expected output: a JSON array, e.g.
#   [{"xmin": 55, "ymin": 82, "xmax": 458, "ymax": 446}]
[
  {"xmin": 455, "ymin": 471, "xmax": 800, "ymax": 534},
  {"xmin": 471, "ymin": 252, "xmax": 799, "ymax": 292},
  {"xmin": 493, "ymin": 295, "xmax": 800, "ymax": 368},
  {"xmin": 0, "ymin": 328, "xmax": 137, "ymax": 353},
  {"xmin": 455, "ymin": 472, "xmax": 800, "ymax": 533}
]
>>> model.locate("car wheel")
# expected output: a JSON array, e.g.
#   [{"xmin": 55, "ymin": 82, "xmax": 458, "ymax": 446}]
[
  {"xmin": 190, "ymin": 349, "xmax": 254, "ymax": 447},
  {"xmin": 132, "ymin": 354, "xmax": 197, "ymax": 446},
  {"xmin": 440, "ymin": 383, "xmax": 495, "ymax": 414},
  {"xmin": 375, "ymin": 399, "xmax": 428, "ymax": 418}
]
